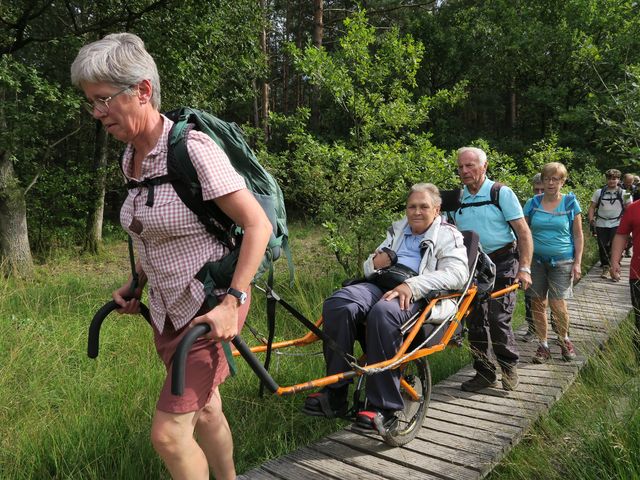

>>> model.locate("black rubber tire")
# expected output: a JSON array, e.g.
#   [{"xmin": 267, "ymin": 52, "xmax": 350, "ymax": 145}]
[{"xmin": 382, "ymin": 357, "xmax": 431, "ymax": 447}]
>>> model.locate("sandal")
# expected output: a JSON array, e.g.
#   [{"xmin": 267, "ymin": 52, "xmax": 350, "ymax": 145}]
[
  {"xmin": 302, "ymin": 386, "xmax": 348, "ymax": 418},
  {"xmin": 352, "ymin": 408, "xmax": 398, "ymax": 435}
]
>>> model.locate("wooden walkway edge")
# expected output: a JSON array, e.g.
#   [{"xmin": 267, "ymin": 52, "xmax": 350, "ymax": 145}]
[{"xmin": 238, "ymin": 259, "xmax": 633, "ymax": 480}]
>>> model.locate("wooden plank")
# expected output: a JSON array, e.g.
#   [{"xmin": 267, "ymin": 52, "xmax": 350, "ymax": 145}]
[
  {"xmin": 437, "ymin": 378, "xmax": 557, "ymax": 405},
  {"xmin": 426, "ymin": 408, "xmax": 521, "ymax": 437},
  {"xmin": 238, "ymin": 467, "xmax": 283, "ymax": 479},
  {"xmin": 414, "ymin": 426, "xmax": 503, "ymax": 461},
  {"xmin": 329, "ymin": 430, "xmax": 481, "ymax": 479},
  {"xmin": 309, "ymin": 437, "xmax": 445, "ymax": 480},
  {"xmin": 261, "ymin": 455, "xmax": 337, "ymax": 480},
  {"xmin": 428, "ymin": 399, "xmax": 530, "ymax": 428},
  {"xmin": 286, "ymin": 447, "xmax": 390, "ymax": 480},
  {"xmin": 429, "ymin": 396, "xmax": 532, "ymax": 424},
  {"xmin": 433, "ymin": 385, "xmax": 545, "ymax": 411},
  {"xmin": 420, "ymin": 416, "xmax": 511, "ymax": 447}
]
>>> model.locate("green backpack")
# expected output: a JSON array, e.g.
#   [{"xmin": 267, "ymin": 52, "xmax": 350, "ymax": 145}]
[{"xmin": 164, "ymin": 107, "xmax": 292, "ymax": 286}]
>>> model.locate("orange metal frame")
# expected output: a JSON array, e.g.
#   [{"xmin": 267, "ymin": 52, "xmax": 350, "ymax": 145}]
[{"xmin": 232, "ymin": 283, "xmax": 519, "ymax": 397}]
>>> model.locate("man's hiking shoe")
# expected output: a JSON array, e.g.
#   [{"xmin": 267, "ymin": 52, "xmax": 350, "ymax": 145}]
[
  {"xmin": 532, "ymin": 344, "xmax": 552, "ymax": 364},
  {"xmin": 302, "ymin": 386, "xmax": 348, "ymax": 418},
  {"xmin": 601, "ymin": 267, "xmax": 611, "ymax": 279},
  {"xmin": 352, "ymin": 408, "xmax": 398, "ymax": 435},
  {"xmin": 561, "ymin": 339, "xmax": 577, "ymax": 361},
  {"xmin": 461, "ymin": 372, "xmax": 497, "ymax": 392},
  {"xmin": 501, "ymin": 366, "xmax": 519, "ymax": 391}
]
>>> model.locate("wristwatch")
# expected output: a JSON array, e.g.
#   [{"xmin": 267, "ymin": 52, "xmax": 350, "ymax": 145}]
[
  {"xmin": 519, "ymin": 266, "xmax": 532, "ymax": 274},
  {"xmin": 226, "ymin": 287, "xmax": 248, "ymax": 305}
]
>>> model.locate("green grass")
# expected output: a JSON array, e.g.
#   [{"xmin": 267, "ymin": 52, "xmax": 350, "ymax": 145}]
[
  {"xmin": 0, "ymin": 223, "xmax": 630, "ymax": 478},
  {"xmin": 488, "ymin": 319, "xmax": 640, "ymax": 480}
]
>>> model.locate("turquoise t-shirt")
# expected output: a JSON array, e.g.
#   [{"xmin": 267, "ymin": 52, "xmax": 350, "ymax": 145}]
[
  {"xmin": 523, "ymin": 193, "xmax": 582, "ymax": 260},
  {"xmin": 452, "ymin": 179, "xmax": 523, "ymax": 254}
]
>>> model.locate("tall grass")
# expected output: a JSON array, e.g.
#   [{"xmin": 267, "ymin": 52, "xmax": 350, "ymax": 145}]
[
  {"xmin": 0, "ymin": 223, "xmax": 624, "ymax": 478},
  {"xmin": 489, "ymin": 318, "xmax": 640, "ymax": 479}
]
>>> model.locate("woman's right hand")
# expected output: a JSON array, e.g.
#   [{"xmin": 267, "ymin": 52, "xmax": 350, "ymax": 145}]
[{"xmin": 112, "ymin": 282, "xmax": 143, "ymax": 315}]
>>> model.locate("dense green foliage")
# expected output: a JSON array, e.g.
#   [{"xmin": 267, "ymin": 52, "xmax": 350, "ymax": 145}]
[{"xmin": 1, "ymin": 1, "xmax": 639, "ymax": 268}]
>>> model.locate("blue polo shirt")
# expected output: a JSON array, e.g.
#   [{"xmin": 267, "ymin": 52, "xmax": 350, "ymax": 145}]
[
  {"xmin": 395, "ymin": 224, "xmax": 426, "ymax": 272},
  {"xmin": 452, "ymin": 179, "xmax": 523, "ymax": 254}
]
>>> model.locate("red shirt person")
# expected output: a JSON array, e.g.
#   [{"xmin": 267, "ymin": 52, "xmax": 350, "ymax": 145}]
[{"xmin": 610, "ymin": 200, "xmax": 640, "ymax": 357}]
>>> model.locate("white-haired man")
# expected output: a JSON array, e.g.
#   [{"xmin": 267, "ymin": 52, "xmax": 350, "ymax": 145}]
[{"xmin": 450, "ymin": 147, "xmax": 533, "ymax": 391}]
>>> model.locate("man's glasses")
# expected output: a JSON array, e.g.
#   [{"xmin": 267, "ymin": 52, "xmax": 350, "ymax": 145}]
[
  {"xmin": 83, "ymin": 86, "xmax": 132, "ymax": 115},
  {"xmin": 606, "ymin": 175, "xmax": 620, "ymax": 180},
  {"xmin": 534, "ymin": 188, "xmax": 545, "ymax": 194}
]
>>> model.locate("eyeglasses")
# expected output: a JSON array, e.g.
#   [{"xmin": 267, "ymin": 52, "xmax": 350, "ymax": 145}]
[
  {"xmin": 606, "ymin": 175, "xmax": 620, "ymax": 180},
  {"xmin": 83, "ymin": 86, "xmax": 132, "ymax": 115},
  {"xmin": 543, "ymin": 177, "xmax": 564, "ymax": 183},
  {"xmin": 533, "ymin": 188, "xmax": 545, "ymax": 194}
]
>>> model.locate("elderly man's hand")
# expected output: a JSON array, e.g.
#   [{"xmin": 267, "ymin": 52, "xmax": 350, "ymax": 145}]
[
  {"xmin": 383, "ymin": 282, "xmax": 413, "ymax": 310},
  {"xmin": 515, "ymin": 270, "xmax": 532, "ymax": 290}
]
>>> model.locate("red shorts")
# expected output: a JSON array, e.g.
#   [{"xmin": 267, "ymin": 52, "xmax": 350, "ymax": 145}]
[{"xmin": 153, "ymin": 291, "xmax": 251, "ymax": 413}]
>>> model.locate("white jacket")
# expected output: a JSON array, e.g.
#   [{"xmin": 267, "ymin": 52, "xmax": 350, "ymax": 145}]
[{"xmin": 363, "ymin": 215, "xmax": 470, "ymax": 321}]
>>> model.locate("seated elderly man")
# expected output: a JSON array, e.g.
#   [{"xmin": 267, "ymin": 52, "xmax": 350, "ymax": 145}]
[{"xmin": 303, "ymin": 183, "xmax": 469, "ymax": 432}]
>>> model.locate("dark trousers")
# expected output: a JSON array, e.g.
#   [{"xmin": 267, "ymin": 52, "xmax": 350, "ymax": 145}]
[
  {"xmin": 322, "ymin": 282, "xmax": 424, "ymax": 411},
  {"xmin": 467, "ymin": 250, "xmax": 520, "ymax": 374},
  {"xmin": 596, "ymin": 226, "xmax": 619, "ymax": 267},
  {"xmin": 629, "ymin": 280, "xmax": 640, "ymax": 355}
]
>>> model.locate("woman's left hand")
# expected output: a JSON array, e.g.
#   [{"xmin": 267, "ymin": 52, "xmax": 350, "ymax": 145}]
[
  {"xmin": 572, "ymin": 262, "xmax": 582, "ymax": 282},
  {"xmin": 191, "ymin": 296, "xmax": 239, "ymax": 342},
  {"xmin": 383, "ymin": 282, "xmax": 413, "ymax": 310}
]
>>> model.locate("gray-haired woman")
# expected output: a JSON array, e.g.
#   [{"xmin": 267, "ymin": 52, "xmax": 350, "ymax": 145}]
[{"xmin": 71, "ymin": 33, "xmax": 271, "ymax": 480}]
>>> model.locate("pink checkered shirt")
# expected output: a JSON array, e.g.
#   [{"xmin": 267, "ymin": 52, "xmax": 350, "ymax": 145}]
[{"xmin": 120, "ymin": 115, "xmax": 246, "ymax": 333}]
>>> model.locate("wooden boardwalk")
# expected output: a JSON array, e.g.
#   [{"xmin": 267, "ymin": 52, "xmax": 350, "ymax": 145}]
[{"xmin": 238, "ymin": 259, "xmax": 633, "ymax": 480}]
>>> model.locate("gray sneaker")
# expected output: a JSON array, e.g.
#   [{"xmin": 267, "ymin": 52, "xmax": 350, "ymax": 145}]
[
  {"xmin": 521, "ymin": 330, "xmax": 536, "ymax": 342},
  {"xmin": 501, "ymin": 366, "xmax": 519, "ymax": 391},
  {"xmin": 461, "ymin": 372, "xmax": 498, "ymax": 392}
]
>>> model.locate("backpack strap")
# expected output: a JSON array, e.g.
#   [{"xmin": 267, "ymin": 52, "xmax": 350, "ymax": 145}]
[
  {"xmin": 167, "ymin": 117, "xmax": 236, "ymax": 248},
  {"xmin": 457, "ymin": 182, "xmax": 503, "ymax": 213}
]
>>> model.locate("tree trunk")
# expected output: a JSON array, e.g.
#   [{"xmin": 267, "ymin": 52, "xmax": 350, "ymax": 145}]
[
  {"xmin": 83, "ymin": 121, "xmax": 108, "ymax": 254},
  {"xmin": 310, "ymin": 0, "xmax": 323, "ymax": 130},
  {"xmin": 260, "ymin": 0, "xmax": 270, "ymax": 140},
  {"xmin": 0, "ymin": 149, "xmax": 34, "ymax": 278}
]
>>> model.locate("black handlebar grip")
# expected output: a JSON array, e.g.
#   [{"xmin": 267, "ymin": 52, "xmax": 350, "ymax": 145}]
[
  {"xmin": 87, "ymin": 300, "xmax": 151, "ymax": 359},
  {"xmin": 171, "ymin": 325, "xmax": 280, "ymax": 396}
]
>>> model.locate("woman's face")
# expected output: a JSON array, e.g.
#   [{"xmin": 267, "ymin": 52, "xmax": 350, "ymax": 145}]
[
  {"xmin": 81, "ymin": 81, "xmax": 142, "ymax": 143},
  {"xmin": 406, "ymin": 191, "xmax": 440, "ymax": 234},
  {"xmin": 542, "ymin": 172, "xmax": 565, "ymax": 195}
]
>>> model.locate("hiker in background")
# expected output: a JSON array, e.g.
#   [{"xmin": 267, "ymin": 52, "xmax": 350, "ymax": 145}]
[
  {"xmin": 71, "ymin": 33, "xmax": 272, "ymax": 480},
  {"xmin": 450, "ymin": 147, "xmax": 533, "ymax": 392},
  {"xmin": 587, "ymin": 169, "xmax": 631, "ymax": 280},
  {"xmin": 610, "ymin": 201, "xmax": 640, "ymax": 360},
  {"xmin": 521, "ymin": 174, "xmax": 545, "ymax": 342},
  {"xmin": 523, "ymin": 162, "xmax": 583, "ymax": 363},
  {"xmin": 303, "ymin": 183, "xmax": 469, "ymax": 433},
  {"xmin": 622, "ymin": 173, "xmax": 639, "ymax": 202},
  {"xmin": 622, "ymin": 173, "xmax": 638, "ymax": 258}
]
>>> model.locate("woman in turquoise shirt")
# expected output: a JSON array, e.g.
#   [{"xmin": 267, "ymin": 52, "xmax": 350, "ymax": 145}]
[{"xmin": 523, "ymin": 162, "xmax": 584, "ymax": 363}]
